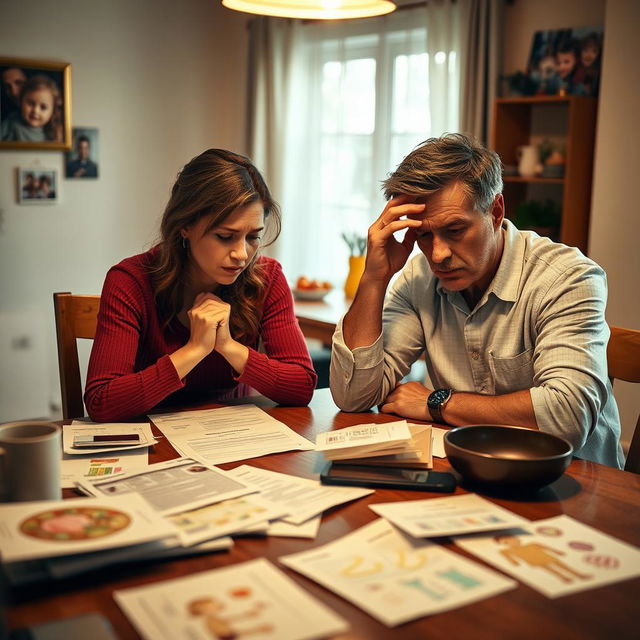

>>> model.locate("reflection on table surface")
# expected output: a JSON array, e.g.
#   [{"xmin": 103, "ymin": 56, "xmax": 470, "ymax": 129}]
[{"xmin": 6, "ymin": 388, "xmax": 640, "ymax": 639}]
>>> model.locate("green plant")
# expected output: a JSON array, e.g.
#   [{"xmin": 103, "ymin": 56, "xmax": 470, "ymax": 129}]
[
  {"xmin": 512, "ymin": 199, "xmax": 561, "ymax": 232},
  {"xmin": 341, "ymin": 232, "xmax": 367, "ymax": 257}
]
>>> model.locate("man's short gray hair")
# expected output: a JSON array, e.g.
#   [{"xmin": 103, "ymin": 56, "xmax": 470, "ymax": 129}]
[{"xmin": 382, "ymin": 132, "xmax": 503, "ymax": 213}]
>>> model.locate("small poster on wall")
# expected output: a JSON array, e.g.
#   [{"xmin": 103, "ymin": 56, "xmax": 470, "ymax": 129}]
[
  {"xmin": 17, "ymin": 167, "xmax": 58, "ymax": 204},
  {"xmin": 526, "ymin": 26, "xmax": 603, "ymax": 97},
  {"xmin": 65, "ymin": 127, "xmax": 99, "ymax": 178}
]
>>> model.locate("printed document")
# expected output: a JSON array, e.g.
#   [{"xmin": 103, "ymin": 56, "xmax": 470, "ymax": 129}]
[
  {"xmin": 227, "ymin": 465, "xmax": 373, "ymax": 525},
  {"xmin": 63, "ymin": 422, "xmax": 156, "ymax": 454},
  {"xmin": 76, "ymin": 457, "xmax": 256, "ymax": 516},
  {"xmin": 61, "ymin": 447, "xmax": 148, "ymax": 489},
  {"xmin": 150, "ymin": 405, "xmax": 314, "ymax": 465},
  {"xmin": 114, "ymin": 557, "xmax": 348, "ymax": 640},
  {"xmin": 280, "ymin": 518, "xmax": 516, "ymax": 626},
  {"xmin": 370, "ymin": 494, "xmax": 529, "ymax": 538}
]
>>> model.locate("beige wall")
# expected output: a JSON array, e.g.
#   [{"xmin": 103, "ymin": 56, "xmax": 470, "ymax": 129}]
[
  {"xmin": 0, "ymin": 0, "xmax": 249, "ymax": 419},
  {"xmin": 504, "ymin": 0, "xmax": 640, "ymax": 451}
]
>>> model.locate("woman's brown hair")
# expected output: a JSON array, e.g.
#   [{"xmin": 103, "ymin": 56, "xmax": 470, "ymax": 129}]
[{"xmin": 150, "ymin": 149, "xmax": 281, "ymax": 343}]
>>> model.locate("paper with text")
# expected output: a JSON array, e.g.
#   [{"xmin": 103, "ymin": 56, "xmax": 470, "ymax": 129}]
[
  {"xmin": 370, "ymin": 494, "xmax": 529, "ymax": 538},
  {"xmin": 63, "ymin": 422, "xmax": 156, "ymax": 454},
  {"xmin": 150, "ymin": 405, "xmax": 314, "ymax": 465},
  {"xmin": 227, "ymin": 465, "xmax": 372, "ymax": 525},
  {"xmin": 76, "ymin": 458, "xmax": 256, "ymax": 517}
]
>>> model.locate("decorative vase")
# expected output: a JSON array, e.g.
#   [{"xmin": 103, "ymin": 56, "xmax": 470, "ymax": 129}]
[{"xmin": 344, "ymin": 255, "xmax": 366, "ymax": 299}]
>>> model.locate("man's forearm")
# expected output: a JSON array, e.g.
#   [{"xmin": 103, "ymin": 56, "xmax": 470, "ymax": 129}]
[
  {"xmin": 342, "ymin": 276, "xmax": 389, "ymax": 349},
  {"xmin": 441, "ymin": 389, "xmax": 537, "ymax": 428}
]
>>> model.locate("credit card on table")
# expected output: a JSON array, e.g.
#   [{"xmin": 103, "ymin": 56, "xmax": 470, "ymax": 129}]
[{"xmin": 73, "ymin": 433, "xmax": 141, "ymax": 448}]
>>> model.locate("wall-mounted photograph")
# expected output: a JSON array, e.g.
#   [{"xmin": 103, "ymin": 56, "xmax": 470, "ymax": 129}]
[
  {"xmin": 18, "ymin": 167, "xmax": 59, "ymax": 204},
  {"xmin": 0, "ymin": 57, "xmax": 71, "ymax": 150},
  {"xmin": 527, "ymin": 26, "xmax": 603, "ymax": 97},
  {"xmin": 65, "ymin": 127, "xmax": 99, "ymax": 178}
]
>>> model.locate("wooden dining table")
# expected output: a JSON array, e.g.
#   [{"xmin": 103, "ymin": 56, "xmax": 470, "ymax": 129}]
[{"xmin": 5, "ymin": 388, "xmax": 640, "ymax": 639}]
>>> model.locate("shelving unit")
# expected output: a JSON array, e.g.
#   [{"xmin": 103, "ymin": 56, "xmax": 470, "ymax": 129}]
[{"xmin": 491, "ymin": 95, "xmax": 598, "ymax": 254}]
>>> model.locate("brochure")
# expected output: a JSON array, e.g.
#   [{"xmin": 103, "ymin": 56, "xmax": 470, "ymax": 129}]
[
  {"xmin": 280, "ymin": 518, "xmax": 516, "ymax": 626},
  {"xmin": 114, "ymin": 557, "xmax": 349, "ymax": 640}
]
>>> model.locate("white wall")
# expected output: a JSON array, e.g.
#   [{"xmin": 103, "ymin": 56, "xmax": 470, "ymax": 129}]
[
  {"xmin": 0, "ymin": 0, "xmax": 249, "ymax": 419},
  {"xmin": 588, "ymin": 0, "xmax": 640, "ymax": 451},
  {"xmin": 504, "ymin": 0, "xmax": 640, "ymax": 451}
]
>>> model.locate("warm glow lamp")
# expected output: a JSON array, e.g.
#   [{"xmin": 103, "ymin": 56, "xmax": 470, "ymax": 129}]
[{"xmin": 221, "ymin": 0, "xmax": 397, "ymax": 20}]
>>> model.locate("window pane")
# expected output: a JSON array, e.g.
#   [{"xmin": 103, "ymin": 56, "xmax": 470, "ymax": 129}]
[
  {"xmin": 322, "ymin": 58, "xmax": 375, "ymax": 134},
  {"xmin": 392, "ymin": 53, "xmax": 429, "ymax": 133}
]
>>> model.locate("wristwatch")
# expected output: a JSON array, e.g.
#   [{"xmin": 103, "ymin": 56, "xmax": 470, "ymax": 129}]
[{"xmin": 427, "ymin": 388, "xmax": 453, "ymax": 423}]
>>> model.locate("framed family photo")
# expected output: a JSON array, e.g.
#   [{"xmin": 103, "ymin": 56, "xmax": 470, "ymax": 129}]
[
  {"xmin": 65, "ymin": 127, "xmax": 99, "ymax": 178},
  {"xmin": 526, "ymin": 26, "xmax": 603, "ymax": 97},
  {"xmin": 0, "ymin": 57, "xmax": 72, "ymax": 150},
  {"xmin": 17, "ymin": 167, "xmax": 59, "ymax": 204}
]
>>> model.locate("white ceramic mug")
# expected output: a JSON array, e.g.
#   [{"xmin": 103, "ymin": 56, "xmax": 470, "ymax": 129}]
[{"xmin": 0, "ymin": 421, "xmax": 62, "ymax": 502}]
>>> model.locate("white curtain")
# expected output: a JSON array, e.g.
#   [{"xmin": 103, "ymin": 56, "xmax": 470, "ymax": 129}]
[{"xmin": 248, "ymin": 2, "xmax": 465, "ymax": 287}]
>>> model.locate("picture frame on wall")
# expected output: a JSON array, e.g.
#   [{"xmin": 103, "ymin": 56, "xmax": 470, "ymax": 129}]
[
  {"xmin": 17, "ymin": 167, "xmax": 59, "ymax": 204},
  {"xmin": 526, "ymin": 26, "xmax": 603, "ymax": 97},
  {"xmin": 0, "ymin": 57, "xmax": 72, "ymax": 150},
  {"xmin": 65, "ymin": 127, "xmax": 99, "ymax": 178}
]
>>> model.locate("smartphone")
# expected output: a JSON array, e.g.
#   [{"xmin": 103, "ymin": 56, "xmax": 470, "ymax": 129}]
[
  {"xmin": 320, "ymin": 462, "xmax": 456, "ymax": 493},
  {"xmin": 73, "ymin": 433, "xmax": 140, "ymax": 448}
]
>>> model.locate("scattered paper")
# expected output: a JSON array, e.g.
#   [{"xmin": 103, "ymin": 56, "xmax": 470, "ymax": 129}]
[
  {"xmin": 167, "ymin": 494, "xmax": 287, "ymax": 546},
  {"xmin": 427, "ymin": 425, "xmax": 448, "ymax": 458},
  {"xmin": 370, "ymin": 494, "xmax": 529, "ymax": 539},
  {"xmin": 454, "ymin": 514, "xmax": 640, "ymax": 598},
  {"xmin": 61, "ymin": 448, "xmax": 148, "ymax": 489},
  {"xmin": 268, "ymin": 516, "xmax": 322, "ymax": 539},
  {"xmin": 280, "ymin": 518, "xmax": 516, "ymax": 627},
  {"xmin": 0, "ymin": 494, "xmax": 177, "ymax": 563},
  {"xmin": 227, "ymin": 465, "xmax": 373, "ymax": 525},
  {"xmin": 63, "ymin": 422, "xmax": 156, "ymax": 454},
  {"xmin": 150, "ymin": 405, "xmax": 314, "ymax": 465},
  {"xmin": 114, "ymin": 557, "xmax": 349, "ymax": 640},
  {"xmin": 76, "ymin": 457, "xmax": 257, "ymax": 517}
]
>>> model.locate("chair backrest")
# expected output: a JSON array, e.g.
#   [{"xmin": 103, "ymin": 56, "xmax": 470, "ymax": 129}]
[
  {"xmin": 53, "ymin": 292, "xmax": 101, "ymax": 420},
  {"xmin": 606, "ymin": 326, "xmax": 640, "ymax": 473}
]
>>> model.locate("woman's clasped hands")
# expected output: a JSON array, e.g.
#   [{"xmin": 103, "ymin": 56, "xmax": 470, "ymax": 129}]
[{"xmin": 186, "ymin": 292, "xmax": 234, "ymax": 358}]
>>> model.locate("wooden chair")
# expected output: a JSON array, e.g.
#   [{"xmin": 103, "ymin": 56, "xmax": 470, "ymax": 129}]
[
  {"xmin": 607, "ymin": 326, "xmax": 640, "ymax": 473},
  {"xmin": 53, "ymin": 292, "xmax": 101, "ymax": 420}
]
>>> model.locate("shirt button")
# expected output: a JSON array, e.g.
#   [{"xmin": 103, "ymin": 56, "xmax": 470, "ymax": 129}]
[{"xmin": 471, "ymin": 351, "xmax": 480, "ymax": 360}]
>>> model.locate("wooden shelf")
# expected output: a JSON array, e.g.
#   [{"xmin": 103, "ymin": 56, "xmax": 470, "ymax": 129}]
[
  {"xmin": 503, "ymin": 176, "xmax": 565, "ymax": 185},
  {"xmin": 491, "ymin": 96, "xmax": 598, "ymax": 254}
]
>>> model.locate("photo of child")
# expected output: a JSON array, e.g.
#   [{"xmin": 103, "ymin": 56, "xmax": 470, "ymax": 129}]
[
  {"xmin": 0, "ymin": 58, "xmax": 71, "ymax": 150},
  {"xmin": 526, "ymin": 26, "xmax": 603, "ymax": 97}
]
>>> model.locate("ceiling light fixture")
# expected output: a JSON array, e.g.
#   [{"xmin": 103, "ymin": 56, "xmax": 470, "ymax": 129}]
[{"xmin": 221, "ymin": 0, "xmax": 397, "ymax": 20}]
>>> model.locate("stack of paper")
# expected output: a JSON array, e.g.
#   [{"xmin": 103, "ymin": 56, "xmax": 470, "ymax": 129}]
[
  {"xmin": 316, "ymin": 421, "xmax": 433, "ymax": 469},
  {"xmin": 0, "ymin": 493, "xmax": 209, "ymax": 585}
]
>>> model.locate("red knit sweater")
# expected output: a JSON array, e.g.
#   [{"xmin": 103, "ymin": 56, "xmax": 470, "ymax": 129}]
[{"xmin": 84, "ymin": 251, "xmax": 317, "ymax": 421}]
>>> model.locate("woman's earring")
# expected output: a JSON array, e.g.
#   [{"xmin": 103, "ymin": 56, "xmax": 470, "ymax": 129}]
[{"xmin": 182, "ymin": 236, "xmax": 188, "ymax": 250}]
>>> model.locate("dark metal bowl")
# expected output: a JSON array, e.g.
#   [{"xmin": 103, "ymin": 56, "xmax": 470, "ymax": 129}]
[{"xmin": 444, "ymin": 425, "xmax": 573, "ymax": 491}]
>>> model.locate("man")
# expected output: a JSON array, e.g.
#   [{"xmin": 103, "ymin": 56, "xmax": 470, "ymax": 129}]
[
  {"xmin": 66, "ymin": 134, "xmax": 98, "ymax": 178},
  {"xmin": 330, "ymin": 133, "xmax": 623, "ymax": 468}
]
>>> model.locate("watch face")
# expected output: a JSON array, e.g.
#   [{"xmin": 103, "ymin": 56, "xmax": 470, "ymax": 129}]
[{"xmin": 428, "ymin": 389, "xmax": 451, "ymax": 407}]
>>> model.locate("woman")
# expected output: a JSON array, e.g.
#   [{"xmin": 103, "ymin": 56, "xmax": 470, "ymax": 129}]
[{"xmin": 85, "ymin": 149, "xmax": 316, "ymax": 421}]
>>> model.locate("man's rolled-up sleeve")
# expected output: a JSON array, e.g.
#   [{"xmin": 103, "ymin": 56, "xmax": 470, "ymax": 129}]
[{"xmin": 529, "ymin": 264, "xmax": 611, "ymax": 451}]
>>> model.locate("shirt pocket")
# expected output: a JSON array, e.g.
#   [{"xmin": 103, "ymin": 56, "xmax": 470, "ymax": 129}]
[{"xmin": 488, "ymin": 348, "xmax": 534, "ymax": 394}]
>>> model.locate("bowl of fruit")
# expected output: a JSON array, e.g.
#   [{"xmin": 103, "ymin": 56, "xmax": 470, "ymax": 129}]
[{"xmin": 293, "ymin": 276, "xmax": 333, "ymax": 301}]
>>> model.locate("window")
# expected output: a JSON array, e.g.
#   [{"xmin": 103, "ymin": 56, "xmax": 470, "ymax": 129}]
[{"xmin": 273, "ymin": 10, "xmax": 461, "ymax": 287}]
